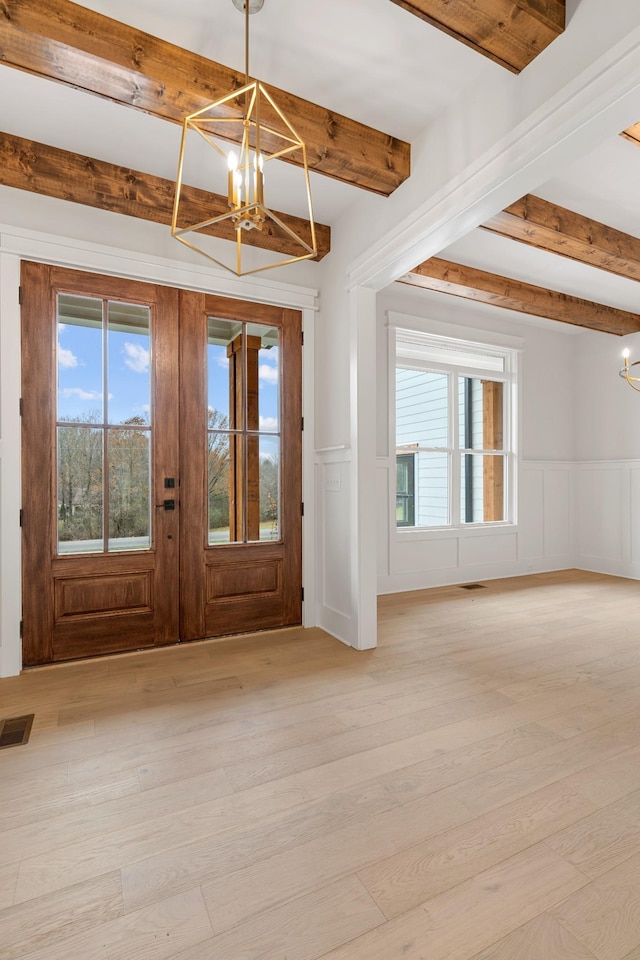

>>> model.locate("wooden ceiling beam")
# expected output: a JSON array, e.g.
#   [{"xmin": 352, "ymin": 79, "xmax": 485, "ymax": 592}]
[
  {"xmin": 0, "ymin": 132, "xmax": 330, "ymax": 259},
  {"xmin": 389, "ymin": 0, "xmax": 565, "ymax": 73},
  {"xmin": 621, "ymin": 121, "xmax": 640, "ymax": 147},
  {"xmin": 482, "ymin": 194, "xmax": 640, "ymax": 281},
  {"xmin": 399, "ymin": 258, "xmax": 640, "ymax": 336},
  {"xmin": 0, "ymin": 0, "xmax": 409, "ymax": 197}
]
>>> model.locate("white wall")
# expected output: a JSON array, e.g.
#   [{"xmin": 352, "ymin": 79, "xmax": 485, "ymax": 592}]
[
  {"xmin": 569, "ymin": 328, "xmax": 640, "ymax": 579},
  {"xmin": 312, "ymin": 251, "xmax": 377, "ymax": 650},
  {"xmin": 376, "ymin": 285, "xmax": 578, "ymax": 594},
  {"xmin": 0, "ymin": 253, "xmax": 22, "ymax": 678}
]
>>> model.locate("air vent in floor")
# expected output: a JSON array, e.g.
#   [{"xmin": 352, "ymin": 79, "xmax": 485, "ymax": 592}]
[
  {"xmin": 0, "ymin": 714, "xmax": 34, "ymax": 749},
  {"xmin": 459, "ymin": 583, "xmax": 486, "ymax": 591}
]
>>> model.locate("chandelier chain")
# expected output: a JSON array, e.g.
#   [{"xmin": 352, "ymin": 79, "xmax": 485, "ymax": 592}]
[{"xmin": 245, "ymin": 0, "xmax": 250, "ymax": 86}]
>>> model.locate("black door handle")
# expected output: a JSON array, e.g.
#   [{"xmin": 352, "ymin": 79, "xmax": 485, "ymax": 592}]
[{"xmin": 155, "ymin": 499, "xmax": 175, "ymax": 510}]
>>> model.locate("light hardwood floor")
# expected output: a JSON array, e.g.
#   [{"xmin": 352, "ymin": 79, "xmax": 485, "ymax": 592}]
[{"xmin": 3, "ymin": 569, "xmax": 640, "ymax": 958}]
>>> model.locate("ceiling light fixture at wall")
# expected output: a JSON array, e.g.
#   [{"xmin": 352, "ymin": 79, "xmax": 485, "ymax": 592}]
[
  {"xmin": 619, "ymin": 348, "xmax": 640, "ymax": 391},
  {"xmin": 171, "ymin": 0, "xmax": 317, "ymax": 276}
]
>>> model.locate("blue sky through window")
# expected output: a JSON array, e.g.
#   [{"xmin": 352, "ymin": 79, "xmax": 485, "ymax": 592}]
[
  {"xmin": 57, "ymin": 305, "xmax": 280, "ymax": 438},
  {"xmin": 57, "ymin": 300, "xmax": 151, "ymax": 425}
]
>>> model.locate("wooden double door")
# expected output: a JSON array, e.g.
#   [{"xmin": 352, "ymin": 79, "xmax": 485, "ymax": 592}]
[{"xmin": 21, "ymin": 263, "xmax": 302, "ymax": 665}]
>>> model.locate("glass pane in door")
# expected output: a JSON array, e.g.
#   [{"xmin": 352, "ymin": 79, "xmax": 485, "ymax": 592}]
[
  {"xmin": 207, "ymin": 316, "xmax": 240, "ymax": 428},
  {"xmin": 207, "ymin": 317, "xmax": 282, "ymax": 545},
  {"xmin": 257, "ymin": 435, "xmax": 280, "ymax": 542},
  {"xmin": 208, "ymin": 431, "xmax": 231, "ymax": 544},
  {"xmin": 108, "ymin": 427, "xmax": 152, "ymax": 549},
  {"xmin": 56, "ymin": 294, "xmax": 153, "ymax": 555},
  {"xmin": 57, "ymin": 424, "xmax": 104, "ymax": 554},
  {"xmin": 247, "ymin": 322, "xmax": 280, "ymax": 434},
  {"xmin": 57, "ymin": 294, "xmax": 103, "ymax": 422},
  {"xmin": 107, "ymin": 302, "xmax": 152, "ymax": 425},
  {"xmin": 107, "ymin": 303, "xmax": 152, "ymax": 550}
]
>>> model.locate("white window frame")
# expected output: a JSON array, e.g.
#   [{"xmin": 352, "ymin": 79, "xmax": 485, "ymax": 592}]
[{"xmin": 388, "ymin": 314, "xmax": 520, "ymax": 538}]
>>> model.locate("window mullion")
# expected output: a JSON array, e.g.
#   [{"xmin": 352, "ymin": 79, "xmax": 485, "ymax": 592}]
[{"xmin": 450, "ymin": 370, "xmax": 459, "ymax": 527}]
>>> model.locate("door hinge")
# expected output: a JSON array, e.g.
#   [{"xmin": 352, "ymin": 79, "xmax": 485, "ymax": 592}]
[
  {"xmin": 19, "ymin": 508, "xmax": 23, "ymax": 527},
  {"xmin": 301, "ymin": 587, "xmax": 305, "ymax": 602},
  {"xmin": 301, "ymin": 416, "xmax": 304, "ymax": 432},
  {"xmin": 19, "ymin": 619, "xmax": 23, "ymax": 639},
  {"xmin": 19, "ymin": 397, "xmax": 23, "ymax": 417},
  {"xmin": 301, "ymin": 501, "xmax": 304, "ymax": 516},
  {"xmin": 18, "ymin": 285, "xmax": 22, "ymax": 306},
  {"xmin": 301, "ymin": 331, "xmax": 304, "ymax": 346}
]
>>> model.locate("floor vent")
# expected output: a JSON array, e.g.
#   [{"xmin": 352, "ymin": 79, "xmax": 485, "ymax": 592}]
[
  {"xmin": 459, "ymin": 583, "xmax": 486, "ymax": 591},
  {"xmin": 0, "ymin": 714, "xmax": 34, "ymax": 749}
]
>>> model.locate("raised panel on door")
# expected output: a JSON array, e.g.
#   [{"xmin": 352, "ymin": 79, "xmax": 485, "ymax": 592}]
[
  {"xmin": 179, "ymin": 292, "xmax": 302, "ymax": 640},
  {"xmin": 21, "ymin": 262, "xmax": 180, "ymax": 664}
]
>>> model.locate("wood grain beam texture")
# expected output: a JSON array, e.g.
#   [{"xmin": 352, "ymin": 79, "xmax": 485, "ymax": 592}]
[
  {"xmin": 0, "ymin": 0, "xmax": 409, "ymax": 197},
  {"xmin": 400, "ymin": 258, "xmax": 640, "ymax": 336},
  {"xmin": 0, "ymin": 132, "xmax": 330, "ymax": 259},
  {"xmin": 482, "ymin": 194, "xmax": 640, "ymax": 282},
  {"xmin": 389, "ymin": 0, "xmax": 565, "ymax": 73},
  {"xmin": 621, "ymin": 121, "xmax": 640, "ymax": 147}
]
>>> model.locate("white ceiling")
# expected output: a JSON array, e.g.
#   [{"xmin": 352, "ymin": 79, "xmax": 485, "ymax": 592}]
[
  {"xmin": 440, "ymin": 132, "xmax": 640, "ymax": 318},
  {"xmin": 75, "ymin": 0, "xmax": 497, "ymax": 142},
  {"xmin": 2, "ymin": 0, "xmax": 640, "ymax": 324},
  {"xmin": 0, "ymin": 0, "xmax": 497, "ymax": 224}
]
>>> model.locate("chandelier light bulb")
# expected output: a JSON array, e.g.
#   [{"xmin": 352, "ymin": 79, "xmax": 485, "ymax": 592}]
[
  {"xmin": 619, "ymin": 346, "xmax": 640, "ymax": 392},
  {"xmin": 227, "ymin": 152, "xmax": 240, "ymax": 208}
]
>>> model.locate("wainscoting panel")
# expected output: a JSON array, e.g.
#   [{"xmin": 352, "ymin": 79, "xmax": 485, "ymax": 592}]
[
  {"xmin": 378, "ymin": 460, "xmax": 576, "ymax": 595},
  {"xmin": 316, "ymin": 451, "xmax": 353, "ymax": 643},
  {"xmin": 576, "ymin": 465, "xmax": 624, "ymax": 564},
  {"xmin": 631, "ymin": 468, "xmax": 640, "ymax": 567},
  {"xmin": 544, "ymin": 467, "xmax": 572, "ymax": 560},
  {"xmin": 517, "ymin": 468, "xmax": 544, "ymax": 561},
  {"xmin": 459, "ymin": 532, "xmax": 518, "ymax": 567},
  {"xmin": 393, "ymin": 536, "xmax": 459, "ymax": 576}
]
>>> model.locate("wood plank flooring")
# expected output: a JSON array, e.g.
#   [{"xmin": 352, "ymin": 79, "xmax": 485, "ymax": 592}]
[{"xmin": 3, "ymin": 569, "xmax": 640, "ymax": 958}]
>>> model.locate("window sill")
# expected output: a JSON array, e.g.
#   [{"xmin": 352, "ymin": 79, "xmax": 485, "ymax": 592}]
[{"xmin": 396, "ymin": 522, "xmax": 517, "ymax": 542}]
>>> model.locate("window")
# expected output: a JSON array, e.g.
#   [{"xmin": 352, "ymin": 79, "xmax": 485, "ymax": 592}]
[
  {"xmin": 207, "ymin": 317, "xmax": 281, "ymax": 545},
  {"xmin": 394, "ymin": 327, "xmax": 516, "ymax": 530},
  {"xmin": 56, "ymin": 293, "xmax": 152, "ymax": 555}
]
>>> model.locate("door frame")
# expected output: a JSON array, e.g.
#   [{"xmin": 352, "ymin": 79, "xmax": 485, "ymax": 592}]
[{"xmin": 0, "ymin": 226, "xmax": 317, "ymax": 676}]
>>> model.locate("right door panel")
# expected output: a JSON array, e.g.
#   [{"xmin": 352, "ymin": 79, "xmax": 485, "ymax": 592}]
[{"xmin": 179, "ymin": 292, "xmax": 302, "ymax": 641}]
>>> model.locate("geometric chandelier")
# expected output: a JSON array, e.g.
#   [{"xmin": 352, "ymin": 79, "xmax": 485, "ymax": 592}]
[{"xmin": 171, "ymin": 0, "xmax": 317, "ymax": 276}]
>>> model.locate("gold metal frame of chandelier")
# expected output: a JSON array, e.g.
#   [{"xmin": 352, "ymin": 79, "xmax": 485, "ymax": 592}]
[
  {"xmin": 172, "ymin": 83, "xmax": 317, "ymax": 275},
  {"xmin": 619, "ymin": 358, "xmax": 640, "ymax": 392}
]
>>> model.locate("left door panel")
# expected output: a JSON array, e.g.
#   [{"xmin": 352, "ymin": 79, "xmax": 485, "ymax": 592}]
[{"xmin": 21, "ymin": 262, "xmax": 180, "ymax": 665}]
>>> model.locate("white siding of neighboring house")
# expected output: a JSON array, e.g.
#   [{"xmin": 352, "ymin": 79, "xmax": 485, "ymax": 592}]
[
  {"xmin": 395, "ymin": 367, "xmax": 448, "ymax": 526},
  {"xmin": 396, "ymin": 371, "xmax": 489, "ymax": 528}
]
